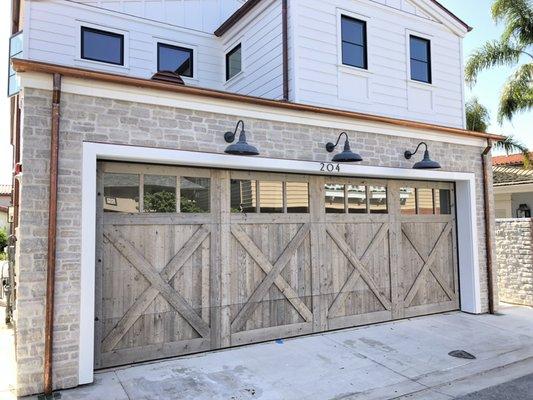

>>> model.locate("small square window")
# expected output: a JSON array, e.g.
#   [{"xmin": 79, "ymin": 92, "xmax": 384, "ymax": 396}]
[
  {"xmin": 181, "ymin": 177, "xmax": 210, "ymax": 213},
  {"xmin": 231, "ymin": 180, "xmax": 257, "ymax": 213},
  {"xmin": 286, "ymin": 182, "xmax": 309, "ymax": 213},
  {"xmin": 401, "ymin": 187, "xmax": 417, "ymax": 215},
  {"xmin": 341, "ymin": 16, "xmax": 367, "ymax": 69},
  {"xmin": 410, "ymin": 36, "xmax": 431, "ymax": 83},
  {"xmin": 348, "ymin": 185, "xmax": 367, "ymax": 214},
  {"xmin": 369, "ymin": 186, "xmax": 388, "ymax": 214},
  {"xmin": 417, "ymin": 188, "xmax": 434, "ymax": 215},
  {"xmin": 226, "ymin": 44, "xmax": 242, "ymax": 81},
  {"xmin": 143, "ymin": 175, "xmax": 177, "ymax": 213},
  {"xmin": 259, "ymin": 181, "xmax": 283, "ymax": 213},
  {"xmin": 103, "ymin": 173, "xmax": 139, "ymax": 213},
  {"xmin": 81, "ymin": 27, "xmax": 124, "ymax": 65},
  {"xmin": 158, "ymin": 43, "xmax": 193, "ymax": 78},
  {"xmin": 435, "ymin": 189, "xmax": 452, "ymax": 215}
]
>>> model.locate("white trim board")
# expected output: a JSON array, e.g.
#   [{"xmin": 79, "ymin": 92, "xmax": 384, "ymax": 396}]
[
  {"xmin": 79, "ymin": 141, "xmax": 482, "ymax": 385},
  {"xmin": 20, "ymin": 71, "xmax": 486, "ymax": 148}
]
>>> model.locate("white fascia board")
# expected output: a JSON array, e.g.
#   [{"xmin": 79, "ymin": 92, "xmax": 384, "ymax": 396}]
[
  {"xmin": 408, "ymin": 0, "xmax": 469, "ymax": 37},
  {"xmin": 20, "ymin": 71, "xmax": 486, "ymax": 148},
  {"xmin": 494, "ymin": 183, "xmax": 533, "ymax": 194}
]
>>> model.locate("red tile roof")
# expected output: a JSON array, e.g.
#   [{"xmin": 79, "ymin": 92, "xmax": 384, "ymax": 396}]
[
  {"xmin": 492, "ymin": 153, "xmax": 532, "ymax": 166},
  {"xmin": 0, "ymin": 185, "xmax": 12, "ymax": 196}
]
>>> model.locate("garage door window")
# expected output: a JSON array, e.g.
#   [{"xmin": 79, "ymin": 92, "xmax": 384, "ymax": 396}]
[
  {"xmin": 103, "ymin": 173, "xmax": 140, "ymax": 213},
  {"xmin": 143, "ymin": 175, "xmax": 177, "ymax": 213},
  {"xmin": 435, "ymin": 189, "xmax": 452, "ymax": 215},
  {"xmin": 369, "ymin": 186, "xmax": 388, "ymax": 214},
  {"xmin": 417, "ymin": 188, "xmax": 434, "ymax": 215},
  {"xmin": 181, "ymin": 177, "xmax": 210, "ymax": 213},
  {"xmin": 401, "ymin": 187, "xmax": 417, "ymax": 215},
  {"xmin": 286, "ymin": 182, "xmax": 310, "ymax": 213},
  {"xmin": 325, "ymin": 184, "xmax": 345, "ymax": 214},
  {"xmin": 259, "ymin": 181, "xmax": 283, "ymax": 213},
  {"xmin": 348, "ymin": 185, "xmax": 367, "ymax": 214},
  {"xmin": 400, "ymin": 185, "xmax": 453, "ymax": 215}
]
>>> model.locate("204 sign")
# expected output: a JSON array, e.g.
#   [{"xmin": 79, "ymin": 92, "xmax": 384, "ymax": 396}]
[{"xmin": 320, "ymin": 163, "xmax": 341, "ymax": 173}]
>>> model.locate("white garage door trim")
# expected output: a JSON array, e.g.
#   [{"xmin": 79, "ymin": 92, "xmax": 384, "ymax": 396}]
[{"xmin": 79, "ymin": 141, "xmax": 481, "ymax": 385}]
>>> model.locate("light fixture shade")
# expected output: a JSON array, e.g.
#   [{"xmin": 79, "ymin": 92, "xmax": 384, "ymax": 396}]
[
  {"xmin": 413, "ymin": 150, "xmax": 441, "ymax": 169},
  {"xmin": 224, "ymin": 131, "xmax": 259, "ymax": 156}
]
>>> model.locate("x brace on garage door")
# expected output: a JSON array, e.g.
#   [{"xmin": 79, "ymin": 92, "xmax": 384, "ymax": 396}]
[{"xmin": 80, "ymin": 143, "xmax": 479, "ymax": 383}]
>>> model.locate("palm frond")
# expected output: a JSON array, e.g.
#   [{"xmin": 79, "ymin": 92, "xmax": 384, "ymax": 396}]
[
  {"xmin": 493, "ymin": 136, "xmax": 532, "ymax": 168},
  {"xmin": 465, "ymin": 97, "xmax": 491, "ymax": 132},
  {"xmin": 492, "ymin": 0, "xmax": 533, "ymax": 45},
  {"xmin": 497, "ymin": 63, "xmax": 533, "ymax": 123},
  {"xmin": 465, "ymin": 40, "xmax": 524, "ymax": 85}
]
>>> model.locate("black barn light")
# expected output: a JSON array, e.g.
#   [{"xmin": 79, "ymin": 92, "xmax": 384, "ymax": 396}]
[
  {"xmin": 404, "ymin": 142, "xmax": 441, "ymax": 169},
  {"xmin": 326, "ymin": 132, "xmax": 363, "ymax": 163},
  {"xmin": 224, "ymin": 120, "xmax": 259, "ymax": 156}
]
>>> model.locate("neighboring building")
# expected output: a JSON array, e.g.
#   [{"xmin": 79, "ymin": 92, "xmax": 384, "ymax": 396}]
[
  {"xmin": 493, "ymin": 153, "xmax": 533, "ymax": 219},
  {"xmin": 7, "ymin": 0, "xmax": 502, "ymax": 396},
  {"xmin": 0, "ymin": 185, "xmax": 12, "ymax": 230}
]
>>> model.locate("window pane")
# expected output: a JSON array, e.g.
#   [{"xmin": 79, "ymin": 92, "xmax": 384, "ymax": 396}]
[
  {"xmin": 401, "ymin": 187, "xmax": 417, "ymax": 215},
  {"xmin": 435, "ymin": 189, "xmax": 452, "ymax": 215},
  {"xmin": 417, "ymin": 188, "xmax": 434, "ymax": 215},
  {"xmin": 158, "ymin": 43, "xmax": 193, "ymax": 77},
  {"xmin": 103, "ymin": 173, "xmax": 139, "ymax": 213},
  {"xmin": 82, "ymin": 27, "xmax": 123, "ymax": 65},
  {"xmin": 143, "ymin": 175, "xmax": 176, "ymax": 213},
  {"xmin": 411, "ymin": 59, "xmax": 430, "ymax": 83},
  {"xmin": 259, "ymin": 181, "xmax": 283, "ymax": 213},
  {"xmin": 410, "ymin": 36, "xmax": 429, "ymax": 62},
  {"xmin": 325, "ymin": 184, "xmax": 345, "ymax": 214},
  {"xmin": 348, "ymin": 185, "xmax": 367, "ymax": 214},
  {"xmin": 369, "ymin": 186, "xmax": 387, "ymax": 214},
  {"xmin": 226, "ymin": 44, "xmax": 242, "ymax": 80},
  {"xmin": 181, "ymin": 177, "xmax": 210, "ymax": 213},
  {"xmin": 342, "ymin": 42, "xmax": 365, "ymax": 69},
  {"xmin": 286, "ymin": 182, "xmax": 309, "ymax": 213},
  {"xmin": 231, "ymin": 180, "xmax": 257, "ymax": 213},
  {"xmin": 341, "ymin": 16, "xmax": 365, "ymax": 45}
]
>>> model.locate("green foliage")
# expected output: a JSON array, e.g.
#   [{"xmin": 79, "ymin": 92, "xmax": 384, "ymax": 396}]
[
  {"xmin": 466, "ymin": 97, "xmax": 491, "ymax": 132},
  {"xmin": 465, "ymin": 0, "xmax": 533, "ymax": 123},
  {"xmin": 180, "ymin": 197, "xmax": 203, "ymax": 213},
  {"xmin": 0, "ymin": 227, "xmax": 7, "ymax": 253},
  {"xmin": 143, "ymin": 191, "xmax": 176, "ymax": 213}
]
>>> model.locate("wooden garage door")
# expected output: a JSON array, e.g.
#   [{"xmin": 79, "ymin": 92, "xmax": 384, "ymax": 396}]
[{"xmin": 95, "ymin": 162, "xmax": 458, "ymax": 369}]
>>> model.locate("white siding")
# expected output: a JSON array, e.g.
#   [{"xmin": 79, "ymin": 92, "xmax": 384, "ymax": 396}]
[
  {"xmin": 292, "ymin": 0, "xmax": 466, "ymax": 128},
  {"xmin": 70, "ymin": 0, "xmax": 245, "ymax": 33},
  {"xmin": 25, "ymin": 0, "xmax": 225, "ymax": 89},
  {"xmin": 221, "ymin": 0, "xmax": 284, "ymax": 99}
]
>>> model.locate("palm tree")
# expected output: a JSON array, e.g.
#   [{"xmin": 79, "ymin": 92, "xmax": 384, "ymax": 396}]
[
  {"xmin": 465, "ymin": 0, "xmax": 533, "ymax": 123},
  {"xmin": 466, "ymin": 97, "xmax": 531, "ymax": 166}
]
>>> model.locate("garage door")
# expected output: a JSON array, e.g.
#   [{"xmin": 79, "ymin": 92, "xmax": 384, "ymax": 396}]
[{"xmin": 95, "ymin": 162, "xmax": 458, "ymax": 369}]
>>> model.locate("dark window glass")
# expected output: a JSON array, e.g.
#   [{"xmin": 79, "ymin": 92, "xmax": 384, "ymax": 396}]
[
  {"xmin": 341, "ymin": 16, "xmax": 367, "ymax": 69},
  {"xmin": 410, "ymin": 36, "xmax": 431, "ymax": 83},
  {"xmin": 226, "ymin": 44, "xmax": 242, "ymax": 81},
  {"xmin": 435, "ymin": 189, "xmax": 452, "ymax": 215},
  {"xmin": 231, "ymin": 180, "xmax": 257, "ymax": 213},
  {"xmin": 81, "ymin": 27, "xmax": 124, "ymax": 65},
  {"xmin": 158, "ymin": 43, "xmax": 193, "ymax": 77}
]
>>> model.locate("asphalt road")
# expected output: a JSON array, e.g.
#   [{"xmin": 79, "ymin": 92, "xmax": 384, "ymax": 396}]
[{"xmin": 456, "ymin": 373, "xmax": 533, "ymax": 400}]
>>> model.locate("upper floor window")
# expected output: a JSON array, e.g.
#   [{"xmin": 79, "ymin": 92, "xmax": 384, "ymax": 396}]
[
  {"xmin": 341, "ymin": 15, "xmax": 367, "ymax": 69},
  {"xmin": 8, "ymin": 31, "xmax": 23, "ymax": 97},
  {"xmin": 81, "ymin": 27, "xmax": 124, "ymax": 65},
  {"xmin": 410, "ymin": 36, "xmax": 431, "ymax": 84},
  {"xmin": 157, "ymin": 43, "xmax": 193, "ymax": 78},
  {"xmin": 226, "ymin": 43, "xmax": 242, "ymax": 81}
]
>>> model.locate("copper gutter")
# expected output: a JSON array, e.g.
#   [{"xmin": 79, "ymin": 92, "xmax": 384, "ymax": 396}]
[
  {"xmin": 12, "ymin": 59, "xmax": 506, "ymax": 143},
  {"xmin": 44, "ymin": 73, "xmax": 62, "ymax": 396},
  {"xmin": 481, "ymin": 139, "xmax": 496, "ymax": 314},
  {"xmin": 282, "ymin": 0, "xmax": 289, "ymax": 100}
]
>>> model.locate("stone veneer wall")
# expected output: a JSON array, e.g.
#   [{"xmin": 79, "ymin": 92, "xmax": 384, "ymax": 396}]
[
  {"xmin": 14, "ymin": 87, "xmax": 496, "ymax": 396},
  {"xmin": 496, "ymin": 218, "xmax": 533, "ymax": 307}
]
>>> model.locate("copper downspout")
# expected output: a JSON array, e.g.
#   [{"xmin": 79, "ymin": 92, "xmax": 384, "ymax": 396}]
[
  {"xmin": 481, "ymin": 139, "xmax": 496, "ymax": 314},
  {"xmin": 44, "ymin": 73, "xmax": 62, "ymax": 396},
  {"xmin": 282, "ymin": 0, "xmax": 289, "ymax": 101}
]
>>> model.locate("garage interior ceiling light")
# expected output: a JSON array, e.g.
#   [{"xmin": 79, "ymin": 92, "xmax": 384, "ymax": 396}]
[
  {"xmin": 224, "ymin": 120, "xmax": 260, "ymax": 156},
  {"xmin": 404, "ymin": 142, "xmax": 441, "ymax": 169},
  {"xmin": 326, "ymin": 131, "xmax": 363, "ymax": 163}
]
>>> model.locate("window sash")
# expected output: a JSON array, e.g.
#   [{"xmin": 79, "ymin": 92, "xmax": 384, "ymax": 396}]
[
  {"xmin": 226, "ymin": 43, "xmax": 242, "ymax": 81},
  {"xmin": 157, "ymin": 43, "xmax": 194, "ymax": 78},
  {"xmin": 81, "ymin": 27, "xmax": 124, "ymax": 66},
  {"xmin": 341, "ymin": 16, "xmax": 367, "ymax": 69},
  {"xmin": 410, "ymin": 36, "xmax": 431, "ymax": 83}
]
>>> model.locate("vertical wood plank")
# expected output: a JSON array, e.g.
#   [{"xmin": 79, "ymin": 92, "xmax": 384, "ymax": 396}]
[
  {"xmin": 387, "ymin": 180, "xmax": 403, "ymax": 319},
  {"xmin": 94, "ymin": 163, "xmax": 104, "ymax": 369}
]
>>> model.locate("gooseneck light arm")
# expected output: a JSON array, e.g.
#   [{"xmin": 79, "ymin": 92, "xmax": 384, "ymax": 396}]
[
  {"xmin": 326, "ymin": 131, "xmax": 350, "ymax": 153},
  {"xmin": 224, "ymin": 120, "xmax": 245, "ymax": 143},
  {"xmin": 404, "ymin": 142, "xmax": 428, "ymax": 160}
]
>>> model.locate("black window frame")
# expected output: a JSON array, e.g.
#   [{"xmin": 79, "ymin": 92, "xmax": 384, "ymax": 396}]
[
  {"xmin": 226, "ymin": 43, "xmax": 242, "ymax": 81},
  {"xmin": 81, "ymin": 26, "xmax": 124, "ymax": 66},
  {"xmin": 409, "ymin": 35, "xmax": 432, "ymax": 84},
  {"xmin": 157, "ymin": 42, "xmax": 194, "ymax": 78},
  {"xmin": 341, "ymin": 15, "xmax": 368, "ymax": 70}
]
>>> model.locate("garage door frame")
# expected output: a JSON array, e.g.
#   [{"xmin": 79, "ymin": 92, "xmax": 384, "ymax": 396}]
[{"xmin": 79, "ymin": 142, "xmax": 481, "ymax": 385}]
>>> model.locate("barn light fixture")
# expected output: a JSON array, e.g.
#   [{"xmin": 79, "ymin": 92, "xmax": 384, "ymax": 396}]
[
  {"xmin": 404, "ymin": 142, "xmax": 441, "ymax": 169},
  {"xmin": 326, "ymin": 132, "xmax": 363, "ymax": 163},
  {"xmin": 224, "ymin": 120, "xmax": 260, "ymax": 156}
]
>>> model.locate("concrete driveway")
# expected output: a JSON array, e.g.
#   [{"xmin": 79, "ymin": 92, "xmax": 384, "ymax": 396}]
[{"xmin": 26, "ymin": 305, "xmax": 533, "ymax": 400}]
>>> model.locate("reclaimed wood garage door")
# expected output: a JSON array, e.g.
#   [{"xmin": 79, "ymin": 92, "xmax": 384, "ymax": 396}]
[{"xmin": 95, "ymin": 162, "xmax": 458, "ymax": 369}]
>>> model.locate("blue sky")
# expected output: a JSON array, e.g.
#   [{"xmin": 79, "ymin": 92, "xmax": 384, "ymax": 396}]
[{"xmin": 0, "ymin": 0, "xmax": 531, "ymax": 184}]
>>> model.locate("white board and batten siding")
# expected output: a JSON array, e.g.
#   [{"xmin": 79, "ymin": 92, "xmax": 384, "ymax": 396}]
[
  {"xmin": 24, "ymin": 0, "xmax": 233, "ymax": 89},
  {"xmin": 222, "ymin": 0, "xmax": 284, "ymax": 100},
  {"xmin": 292, "ymin": 0, "xmax": 466, "ymax": 128}
]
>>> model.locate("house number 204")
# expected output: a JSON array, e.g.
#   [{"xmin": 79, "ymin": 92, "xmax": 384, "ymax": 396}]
[{"xmin": 320, "ymin": 163, "xmax": 341, "ymax": 173}]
